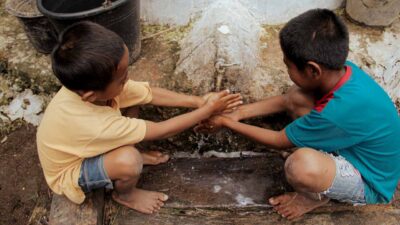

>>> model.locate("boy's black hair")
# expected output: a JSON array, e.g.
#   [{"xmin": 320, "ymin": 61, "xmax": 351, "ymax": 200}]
[
  {"xmin": 279, "ymin": 9, "xmax": 349, "ymax": 71},
  {"xmin": 51, "ymin": 21, "xmax": 125, "ymax": 91}
]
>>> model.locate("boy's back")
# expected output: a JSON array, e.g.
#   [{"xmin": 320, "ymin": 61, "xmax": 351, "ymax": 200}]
[
  {"xmin": 286, "ymin": 61, "xmax": 400, "ymax": 203},
  {"xmin": 37, "ymin": 80, "xmax": 152, "ymax": 203},
  {"xmin": 203, "ymin": 8, "xmax": 400, "ymax": 219}
]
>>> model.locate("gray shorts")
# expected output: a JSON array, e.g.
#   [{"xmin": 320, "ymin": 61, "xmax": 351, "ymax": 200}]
[
  {"xmin": 78, "ymin": 155, "xmax": 114, "ymax": 194},
  {"xmin": 320, "ymin": 154, "xmax": 366, "ymax": 205}
]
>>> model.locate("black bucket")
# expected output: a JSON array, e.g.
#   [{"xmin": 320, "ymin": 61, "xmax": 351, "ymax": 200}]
[
  {"xmin": 5, "ymin": 0, "xmax": 58, "ymax": 54},
  {"xmin": 37, "ymin": 0, "xmax": 141, "ymax": 63}
]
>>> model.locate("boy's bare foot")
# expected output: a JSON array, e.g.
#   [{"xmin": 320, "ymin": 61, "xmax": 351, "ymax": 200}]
[
  {"xmin": 112, "ymin": 188, "xmax": 168, "ymax": 214},
  {"xmin": 141, "ymin": 151, "xmax": 170, "ymax": 165},
  {"xmin": 269, "ymin": 192, "xmax": 329, "ymax": 220}
]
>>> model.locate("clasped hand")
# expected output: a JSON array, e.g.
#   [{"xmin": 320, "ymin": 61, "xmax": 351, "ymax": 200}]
[{"xmin": 196, "ymin": 90, "xmax": 242, "ymax": 133}]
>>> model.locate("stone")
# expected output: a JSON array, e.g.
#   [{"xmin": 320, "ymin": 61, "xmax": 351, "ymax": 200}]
[
  {"xmin": 346, "ymin": 0, "xmax": 400, "ymax": 27},
  {"xmin": 175, "ymin": 0, "xmax": 288, "ymax": 100}
]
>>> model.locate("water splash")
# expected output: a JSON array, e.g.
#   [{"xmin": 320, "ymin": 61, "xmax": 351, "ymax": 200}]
[
  {"xmin": 213, "ymin": 185, "xmax": 222, "ymax": 193},
  {"xmin": 235, "ymin": 194, "xmax": 255, "ymax": 206},
  {"xmin": 173, "ymin": 150, "xmax": 267, "ymax": 158}
]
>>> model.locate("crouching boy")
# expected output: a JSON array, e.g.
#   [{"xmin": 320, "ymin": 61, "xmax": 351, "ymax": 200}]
[
  {"xmin": 198, "ymin": 9, "xmax": 400, "ymax": 220},
  {"xmin": 37, "ymin": 21, "xmax": 242, "ymax": 214}
]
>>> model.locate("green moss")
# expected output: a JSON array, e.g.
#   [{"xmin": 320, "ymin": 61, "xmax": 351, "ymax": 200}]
[
  {"xmin": 0, "ymin": 59, "xmax": 59, "ymax": 137},
  {"xmin": 141, "ymin": 21, "xmax": 194, "ymax": 43},
  {"xmin": 163, "ymin": 22, "xmax": 194, "ymax": 42},
  {"xmin": 141, "ymin": 24, "xmax": 169, "ymax": 37},
  {"xmin": 0, "ymin": 118, "xmax": 27, "ymax": 138},
  {"xmin": 0, "ymin": 60, "xmax": 60, "ymax": 96}
]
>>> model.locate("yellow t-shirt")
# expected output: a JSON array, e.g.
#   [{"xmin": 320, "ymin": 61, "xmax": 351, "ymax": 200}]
[{"xmin": 36, "ymin": 80, "xmax": 152, "ymax": 204}]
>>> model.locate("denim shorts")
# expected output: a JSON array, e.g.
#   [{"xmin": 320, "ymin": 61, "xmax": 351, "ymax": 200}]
[
  {"xmin": 78, "ymin": 155, "xmax": 113, "ymax": 194},
  {"xmin": 320, "ymin": 154, "xmax": 366, "ymax": 205}
]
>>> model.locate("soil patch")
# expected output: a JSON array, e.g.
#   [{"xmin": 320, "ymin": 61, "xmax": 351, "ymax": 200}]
[{"xmin": 0, "ymin": 125, "xmax": 51, "ymax": 225}]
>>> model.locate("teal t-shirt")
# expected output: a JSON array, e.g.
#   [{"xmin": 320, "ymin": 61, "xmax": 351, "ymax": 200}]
[{"xmin": 285, "ymin": 61, "xmax": 400, "ymax": 204}]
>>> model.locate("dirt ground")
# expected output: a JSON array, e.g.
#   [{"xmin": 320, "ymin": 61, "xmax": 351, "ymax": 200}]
[
  {"xmin": 0, "ymin": 125, "xmax": 51, "ymax": 225},
  {"xmin": 0, "ymin": 3, "xmax": 399, "ymax": 225}
]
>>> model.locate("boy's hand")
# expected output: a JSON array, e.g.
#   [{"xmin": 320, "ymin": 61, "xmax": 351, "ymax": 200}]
[
  {"xmin": 202, "ymin": 91, "xmax": 242, "ymax": 113},
  {"xmin": 194, "ymin": 103, "xmax": 242, "ymax": 133},
  {"xmin": 204, "ymin": 90, "xmax": 242, "ymax": 114},
  {"xmin": 194, "ymin": 115, "xmax": 232, "ymax": 133}
]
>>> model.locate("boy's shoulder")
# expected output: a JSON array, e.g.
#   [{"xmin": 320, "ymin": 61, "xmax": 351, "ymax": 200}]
[
  {"xmin": 39, "ymin": 87, "xmax": 118, "ymax": 133},
  {"xmin": 321, "ymin": 61, "xmax": 398, "ymax": 126},
  {"xmin": 325, "ymin": 61, "xmax": 390, "ymax": 106},
  {"xmin": 47, "ymin": 86, "xmax": 85, "ymax": 108},
  {"xmin": 38, "ymin": 86, "xmax": 137, "ymax": 148}
]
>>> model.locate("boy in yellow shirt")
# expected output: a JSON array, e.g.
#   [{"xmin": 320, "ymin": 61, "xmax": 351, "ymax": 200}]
[{"xmin": 36, "ymin": 21, "xmax": 241, "ymax": 214}]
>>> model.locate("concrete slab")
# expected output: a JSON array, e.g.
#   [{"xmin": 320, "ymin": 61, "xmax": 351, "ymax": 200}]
[
  {"xmin": 112, "ymin": 156, "xmax": 400, "ymax": 225},
  {"xmin": 114, "ymin": 207, "xmax": 400, "ymax": 225},
  {"xmin": 137, "ymin": 156, "xmax": 290, "ymax": 208}
]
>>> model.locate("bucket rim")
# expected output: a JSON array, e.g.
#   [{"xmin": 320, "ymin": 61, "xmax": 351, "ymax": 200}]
[
  {"xmin": 5, "ymin": 0, "xmax": 43, "ymax": 18},
  {"xmin": 36, "ymin": 0, "xmax": 130, "ymax": 20}
]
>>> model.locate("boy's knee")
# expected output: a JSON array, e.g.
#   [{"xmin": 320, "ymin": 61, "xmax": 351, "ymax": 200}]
[
  {"xmin": 113, "ymin": 146, "xmax": 143, "ymax": 179},
  {"xmin": 121, "ymin": 106, "xmax": 140, "ymax": 118},
  {"xmin": 284, "ymin": 86, "xmax": 314, "ymax": 117},
  {"xmin": 284, "ymin": 148, "xmax": 320, "ymax": 187}
]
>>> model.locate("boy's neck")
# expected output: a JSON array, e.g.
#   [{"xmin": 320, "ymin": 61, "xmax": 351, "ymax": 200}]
[
  {"xmin": 314, "ymin": 67, "xmax": 346, "ymax": 98},
  {"xmin": 93, "ymin": 99, "xmax": 113, "ymax": 107}
]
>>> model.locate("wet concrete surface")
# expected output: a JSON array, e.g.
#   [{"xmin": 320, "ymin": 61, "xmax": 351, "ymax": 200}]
[
  {"xmin": 111, "ymin": 156, "xmax": 400, "ymax": 225},
  {"xmin": 114, "ymin": 207, "xmax": 400, "ymax": 225},
  {"xmin": 138, "ymin": 155, "xmax": 290, "ymax": 208}
]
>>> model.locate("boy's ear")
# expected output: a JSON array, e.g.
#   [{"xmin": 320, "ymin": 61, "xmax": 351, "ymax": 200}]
[
  {"xmin": 79, "ymin": 91, "xmax": 97, "ymax": 102},
  {"xmin": 305, "ymin": 61, "xmax": 322, "ymax": 79}
]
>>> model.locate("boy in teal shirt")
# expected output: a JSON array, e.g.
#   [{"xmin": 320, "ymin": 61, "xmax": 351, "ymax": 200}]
[{"xmin": 199, "ymin": 9, "xmax": 400, "ymax": 220}]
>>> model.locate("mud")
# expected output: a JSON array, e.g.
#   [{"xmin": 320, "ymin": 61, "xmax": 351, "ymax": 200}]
[{"xmin": 0, "ymin": 125, "xmax": 51, "ymax": 225}]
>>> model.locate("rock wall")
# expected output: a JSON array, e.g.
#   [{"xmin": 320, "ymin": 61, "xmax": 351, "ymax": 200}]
[
  {"xmin": 141, "ymin": 0, "xmax": 345, "ymax": 25},
  {"xmin": 346, "ymin": 0, "xmax": 400, "ymax": 27},
  {"xmin": 174, "ymin": 0, "xmax": 274, "ymax": 100},
  {"xmin": 348, "ymin": 20, "xmax": 400, "ymax": 106}
]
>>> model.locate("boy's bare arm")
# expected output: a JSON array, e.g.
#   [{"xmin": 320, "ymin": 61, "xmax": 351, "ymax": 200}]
[
  {"xmin": 194, "ymin": 95, "xmax": 286, "ymax": 133},
  {"xmin": 143, "ymin": 91, "xmax": 240, "ymax": 141},
  {"xmin": 150, "ymin": 87, "xmax": 205, "ymax": 108},
  {"xmin": 217, "ymin": 116, "xmax": 294, "ymax": 149},
  {"xmin": 229, "ymin": 95, "xmax": 286, "ymax": 121}
]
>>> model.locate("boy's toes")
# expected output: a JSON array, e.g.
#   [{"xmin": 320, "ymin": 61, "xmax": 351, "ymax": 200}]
[
  {"xmin": 158, "ymin": 154, "xmax": 170, "ymax": 163},
  {"xmin": 269, "ymin": 197, "xmax": 279, "ymax": 205},
  {"xmin": 158, "ymin": 193, "xmax": 169, "ymax": 201},
  {"xmin": 147, "ymin": 208, "xmax": 155, "ymax": 214},
  {"xmin": 157, "ymin": 201, "xmax": 164, "ymax": 208},
  {"xmin": 141, "ymin": 151, "xmax": 170, "ymax": 165},
  {"xmin": 148, "ymin": 151, "xmax": 163, "ymax": 157},
  {"xmin": 269, "ymin": 194, "xmax": 290, "ymax": 205}
]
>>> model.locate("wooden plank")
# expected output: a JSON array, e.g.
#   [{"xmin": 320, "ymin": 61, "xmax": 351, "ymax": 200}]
[{"xmin": 49, "ymin": 189, "xmax": 104, "ymax": 225}]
